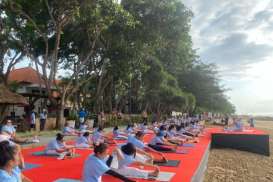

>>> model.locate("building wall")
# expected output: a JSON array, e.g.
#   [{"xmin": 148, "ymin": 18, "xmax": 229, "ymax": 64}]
[{"xmin": 6, "ymin": 97, "xmax": 46, "ymax": 117}]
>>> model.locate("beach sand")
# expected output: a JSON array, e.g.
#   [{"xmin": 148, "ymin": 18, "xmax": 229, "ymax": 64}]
[{"xmin": 204, "ymin": 120, "xmax": 273, "ymax": 182}]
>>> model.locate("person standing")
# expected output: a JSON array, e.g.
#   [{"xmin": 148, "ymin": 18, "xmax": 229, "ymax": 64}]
[
  {"xmin": 249, "ymin": 117, "xmax": 255, "ymax": 127},
  {"xmin": 30, "ymin": 111, "xmax": 36, "ymax": 132},
  {"xmin": 142, "ymin": 110, "xmax": 148, "ymax": 123},
  {"xmin": 79, "ymin": 108, "xmax": 87, "ymax": 126},
  {"xmin": 99, "ymin": 112, "xmax": 106, "ymax": 128},
  {"xmin": 40, "ymin": 109, "xmax": 47, "ymax": 131}
]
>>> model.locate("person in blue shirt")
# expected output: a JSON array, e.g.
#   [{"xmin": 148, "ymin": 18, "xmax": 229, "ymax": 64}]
[
  {"xmin": 0, "ymin": 141, "xmax": 31, "ymax": 182},
  {"xmin": 75, "ymin": 132, "xmax": 92, "ymax": 148},
  {"xmin": 79, "ymin": 122, "xmax": 93, "ymax": 133},
  {"xmin": 1, "ymin": 119, "xmax": 16, "ymax": 137},
  {"xmin": 125, "ymin": 124, "xmax": 135, "ymax": 135},
  {"xmin": 178, "ymin": 123, "xmax": 197, "ymax": 137},
  {"xmin": 92, "ymin": 127, "xmax": 116, "ymax": 145},
  {"xmin": 149, "ymin": 121, "xmax": 160, "ymax": 134},
  {"xmin": 148, "ymin": 131, "xmax": 177, "ymax": 152},
  {"xmin": 63, "ymin": 122, "xmax": 80, "ymax": 136},
  {"xmin": 112, "ymin": 143, "xmax": 159, "ymax": 179},
  {"xmin": 39, "ymin": 109, "xmax": 47, "ymax": 131},
  {"xmin": 30, "ymin": 111, "xmax": 36, "ymax": 131},
  {"xmin": 79, "ymin": 109, "xmax": 87, "ymax": 125},
  {"xmin": 249, "ymin": 117, "xmax": 255, "ymax": 127},
  {"xmin": 165, "ymin": 125, "xmax": 185, "ymax": 145},
  {"xmin": 234, "ymin": 118, "xmax": 244, "ymax": 131},
  {"xmin": 129, "ymin": 131, "xmax": 167, "ymax": 163},
  {"xmin": 113, "ymin": 126, "xmax": 128, "ymax": 140},
  {"xmin": 83, "ymin": 143, "xmax": 135, "ymax": 182},
  {"xmin": 0, "ymin": 132, "xmax": 25, "ymax": 169},
  {"xmin": 140, "ymin": 122, "xmax": 149, "ymax": 133},
  {"xmin": 176, "ymin": 125, "xmax": 199, "ymax": 143},
  {"xmin": 1, "ymin": 118, "xmax": 38, "ymax": 144},
  {"xmin": 45, "ymin": 133, "xmax": 75, "ymax": 159}
]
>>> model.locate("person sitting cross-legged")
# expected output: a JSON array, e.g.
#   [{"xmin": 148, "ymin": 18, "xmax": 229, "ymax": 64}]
[{"xmin": 45, "ymin": 133, "xmax": 75, "ymax": 159}]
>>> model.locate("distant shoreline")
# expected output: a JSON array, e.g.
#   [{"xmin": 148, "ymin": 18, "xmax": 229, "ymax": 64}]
[
  {"xmin": 238, "ymin": 115, "xmax": 273, "ymax": 121},
  {"xmin": 254, "ymin": 116, "xmax": 273, "ymax": 121}
]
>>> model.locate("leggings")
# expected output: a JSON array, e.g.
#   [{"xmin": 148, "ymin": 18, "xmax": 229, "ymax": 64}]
[
  {"xmin": 148, "ymin": 144, "xmax": 174, "ymax": 152},
  {"xmin": 105, "ymin": 156, "xmax": 135, "ymax": 182}
]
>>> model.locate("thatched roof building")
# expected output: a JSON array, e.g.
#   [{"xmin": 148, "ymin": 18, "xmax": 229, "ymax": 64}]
[{"xmin": 0, "ymin": 84, "xmax": 28, "ymax": 105}]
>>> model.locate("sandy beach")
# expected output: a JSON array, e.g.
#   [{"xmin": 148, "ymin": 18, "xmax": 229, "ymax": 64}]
[{"xmin": 204, "ymin": 120, "xmax": 273, "ymax": 182}]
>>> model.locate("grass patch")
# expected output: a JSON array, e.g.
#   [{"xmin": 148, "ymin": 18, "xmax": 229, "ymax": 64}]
[{"xmin": 17, "ymin": 130, "xmax": 59, "ymax": 138}]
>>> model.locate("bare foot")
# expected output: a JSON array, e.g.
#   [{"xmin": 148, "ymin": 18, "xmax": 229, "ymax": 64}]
[{"xmin": 149, "ymin": 167, "xmax": 159, "ymax": 178}]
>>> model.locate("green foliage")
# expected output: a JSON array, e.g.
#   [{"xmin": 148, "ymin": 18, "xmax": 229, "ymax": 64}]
[
  {"xmin": 1, "ymin": 0, "xmax": 236, "ymax": 117},
  {"xmin": 67, "ymin": 111, "xmax": 78, "ymax": 121}
]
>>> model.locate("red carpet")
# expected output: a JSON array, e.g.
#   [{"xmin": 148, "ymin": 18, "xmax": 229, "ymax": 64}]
[
  {"xmin": 206, "ymin": 127, "xmax": 267, "ymax": 135},
  {"xmin": 22, "ymin": 129, "xmax": 211, "ymax": 182}
]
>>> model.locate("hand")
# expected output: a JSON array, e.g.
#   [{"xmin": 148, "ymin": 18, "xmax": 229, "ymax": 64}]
[{"xmin": 162, "ymin": 155, "xmax": 168, "ymax": 163}]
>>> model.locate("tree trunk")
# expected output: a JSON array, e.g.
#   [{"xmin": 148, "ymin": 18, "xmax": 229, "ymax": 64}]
[
  {"xmin": 156, "ymin": 103, "xmax": 161, "ymax": 121},
  {"xmin": 56, "ymin": 92, "xmax": 66, "ymax": 129}
]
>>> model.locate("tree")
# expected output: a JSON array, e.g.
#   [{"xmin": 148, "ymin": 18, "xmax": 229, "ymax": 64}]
[{"xmin": 178, "ymin": 63, "xmax": 235, "ymax": 114}]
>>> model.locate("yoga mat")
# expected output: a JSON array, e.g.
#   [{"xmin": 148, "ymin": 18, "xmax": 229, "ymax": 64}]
[
  {"xmin": 155, "ymin": 171, "xmax": 176, "ymax": 182},
  {"xmin": 32, "ymin": 151, "xmax": 81, "ymax": 158},
  {"xmin": 54, "ymin": 179, "xmax": 81, "ymax": 182},
  {"xmin": 154, "ymin": 160, "xmax": 181, "ymax": 167},
  {"xmin": 22, "ymin": 163, "xmax": 41, "ymax": 171},
  {"xmin": 176, "ymin": 149, "xmax": 189, "ymax": 154},
  {"xmin": 161, "ymin": 149, "xmax": 188, "ymax": 154},
  {"xmin": 120, "ymin": 171, "xmax": 175, "ymax": 182},
  {"xmin": 32, "ymin": 151, "xmax": 58, "ymax": 156},
  {"xmin": 182, "ymin": 143, "xmax": 195, "ymax": 147},
  {"xmin": 22, "ymin": 129, "xmax": 215, "ymax": 182}
]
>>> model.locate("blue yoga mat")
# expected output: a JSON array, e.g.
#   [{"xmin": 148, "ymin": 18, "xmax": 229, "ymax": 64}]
[
  {"xmin": 32, "ymin": 151, "xmax": 59, "ymax": 156},
  {"xmin": 22, "ymin": 163, "xmax": 41, "ymax": 171}
]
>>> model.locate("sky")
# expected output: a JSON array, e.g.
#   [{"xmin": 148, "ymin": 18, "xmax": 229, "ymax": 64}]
[{"xmin": 183, "ymin": 0, "xmax": 273, "ymax": 116}]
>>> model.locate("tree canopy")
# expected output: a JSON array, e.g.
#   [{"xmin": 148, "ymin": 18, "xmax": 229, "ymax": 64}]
[{"xmin": 1, "ymin": 0, "xmax": 235, "ymax": 126}]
